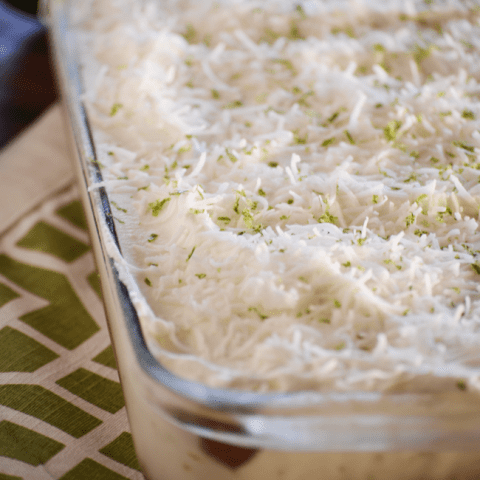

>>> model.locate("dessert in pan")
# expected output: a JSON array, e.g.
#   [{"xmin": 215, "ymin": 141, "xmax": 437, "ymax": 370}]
[
  {"xmin": 79, "ymin": 0, "xmax": 480, "ymax": 395},
  {"xmin": 54, "ymin": 0, "xmax": 480, "ymax": 478}
]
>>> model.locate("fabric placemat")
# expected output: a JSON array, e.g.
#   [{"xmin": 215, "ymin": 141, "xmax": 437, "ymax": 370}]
[{"xmin": 0, "ymin": 104, "xmax": 144, "ymax": 479}]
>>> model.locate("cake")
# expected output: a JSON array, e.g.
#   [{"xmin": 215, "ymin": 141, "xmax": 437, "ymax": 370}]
[{"xmin": 76, "ymin": 0, "xmax": 480, "ymax": 395}]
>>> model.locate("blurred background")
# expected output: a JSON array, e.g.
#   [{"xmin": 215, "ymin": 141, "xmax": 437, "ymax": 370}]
[{"xmin": 0, "ymin": 0, "xmax": 57, "ymax": 148}]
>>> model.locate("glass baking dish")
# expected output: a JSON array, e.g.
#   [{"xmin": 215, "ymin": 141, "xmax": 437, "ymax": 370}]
[{"xmin": 42, "ymin": 0, "xmax": 480, "ymax": 478}]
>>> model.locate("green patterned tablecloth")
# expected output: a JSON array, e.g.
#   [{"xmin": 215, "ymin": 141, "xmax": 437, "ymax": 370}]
[{"xmin": 0, "ymin": 105, "xmax": 144, "ymax": 479}]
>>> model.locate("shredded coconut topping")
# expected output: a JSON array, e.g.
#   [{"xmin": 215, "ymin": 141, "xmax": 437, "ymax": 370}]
[{"xmin": 77, "ymin": 0, "xmax": 480, "ymax": 393}]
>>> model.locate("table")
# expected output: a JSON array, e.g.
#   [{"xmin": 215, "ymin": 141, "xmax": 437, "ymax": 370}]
[{"xmin": 0, "ymin": 104, "xmax": 144, "ymax": 479}]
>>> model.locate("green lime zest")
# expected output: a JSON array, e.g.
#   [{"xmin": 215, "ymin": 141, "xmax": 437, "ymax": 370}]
[
  {"xmin": 344, "ymin": 130, "xmax": 355, "ymax": 145},
  {"xmin": 318, "ymin": 209, "xmax": 338, "ymax": 225},
  {"xmin": 462, "ymin": 109, "xmax": 475, "ymax": 120},
  {"xmin": 248, "ymin": 306, "xmax": 268, "ymax": 320},
  {"xmin": 405, "ymin": 213, "xmax": 416, "ymax": 227},
  {"xmin": 226, "ymin": 149, "xmax": 238, "ymax": 163},
  {"xmin": 322, "ymin": 137, "xmax": 336, "ymax": 147},
  {"xmin": 242, "ymin": 208, "xmax": 255, "ymax": 228},
  {"xmin": 224, "ymin": 100, "xmax": 243, "ymax": 109},
  {"xmin": 384, "ymin": 120, "xmax": 402, "ymax": 142},
  {"xmin": 186, "ymin": 246, "xmax": 196, "ymax": 262},
  {"xmin": 182, "ymin": 23, "xmax": 196, "ymax": 43},
  {"xmin": 148, "ymin": 198, "xmax": 171, "ymax": 216},
  {"xmin": 457, "ymin": 379, "xmax": 467, "ymax": 391},
  {"xmin": 109, "ymin": 103, "xmax": 123, "ymax": 116},
  {"xmin": 471, "ymin": 263, "xmax": 480, "ymax": 274},
  {"xmin": 111, "ymin": 201, "xmax": 127, "ymax": 213}
]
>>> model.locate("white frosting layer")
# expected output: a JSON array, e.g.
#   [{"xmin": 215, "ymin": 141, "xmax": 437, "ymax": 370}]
[{"xmin": 77, "ymin": 0, "xmax": 480, "ymax": 393}]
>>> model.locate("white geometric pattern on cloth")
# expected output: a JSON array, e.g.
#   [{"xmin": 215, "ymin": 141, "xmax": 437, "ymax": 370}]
[{"xmin": 0, "ymin": 185, "xmax": 144, "ymax": 480}]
